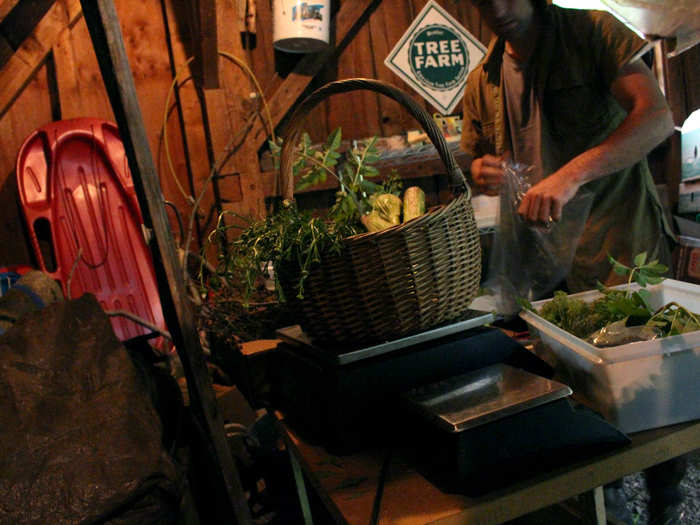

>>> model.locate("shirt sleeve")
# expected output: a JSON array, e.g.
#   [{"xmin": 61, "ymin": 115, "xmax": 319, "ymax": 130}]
[
  {"xmin": 460, "ymin": 84, "xmax": 479, "ymax": 158},
  {"xmin": 587, "ymin": 10, "xmax": 651, "ymax": 88},
  {"xmin": 460, "ymin": 69, "xmax": 487, "ymax": 159}
]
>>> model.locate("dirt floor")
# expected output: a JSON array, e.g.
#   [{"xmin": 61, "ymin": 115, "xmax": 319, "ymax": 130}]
[
  {"xmin": 622, "ymin": 449, "xmax": 699, "ymax": 524},
  {"xmin": 256, "ymin": 445, "xmax": 699, "ymax": 525},
  {"xmin": 505, "ymin": 450, "xmax": 699, "ymax": 524}
]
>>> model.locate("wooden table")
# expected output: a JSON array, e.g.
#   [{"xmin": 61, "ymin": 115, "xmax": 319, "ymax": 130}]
[{"xmin": 274, "ymin": 412, "xmax": 700, "ymax": 525}]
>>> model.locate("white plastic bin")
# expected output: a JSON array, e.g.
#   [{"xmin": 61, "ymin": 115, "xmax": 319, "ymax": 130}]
[{"xmin": 520, "ymin": 279, "xmax": 700, "ymax": 433}]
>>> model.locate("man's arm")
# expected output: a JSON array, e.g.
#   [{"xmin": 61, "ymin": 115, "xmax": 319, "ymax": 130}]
[{"xmin": 518, "ymin": 60, "xmax": 674, "ymax": 224}]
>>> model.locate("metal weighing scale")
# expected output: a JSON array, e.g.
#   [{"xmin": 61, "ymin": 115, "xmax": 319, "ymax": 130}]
[
  {"xmin": 270, "ymin": 310, "xmax": 556, "ymax": 454},
  {"xmin": 402, "ymin": 363, "xmax": 572, "ymax": 434},
  {"xmin": 270, "ymin": 310, "xmax": 631, "ymax": 496},
  {"xmin": 400, "ymin": 362, "xmax": 630, "ymax": 496}
]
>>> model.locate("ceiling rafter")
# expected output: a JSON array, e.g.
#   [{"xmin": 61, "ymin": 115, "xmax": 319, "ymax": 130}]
[
  {"xmin": 0, "ymin": 0, "xmax": 20, "ymax": 23},
  {"xmin": 0, "ymin": 0, "xmax": 82, "ymax": 120}
]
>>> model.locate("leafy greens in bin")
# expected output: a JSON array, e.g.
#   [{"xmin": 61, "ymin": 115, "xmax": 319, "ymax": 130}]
[{"xmin": 522, "ymin": 253, "xmax": 700, "ymax": 347}]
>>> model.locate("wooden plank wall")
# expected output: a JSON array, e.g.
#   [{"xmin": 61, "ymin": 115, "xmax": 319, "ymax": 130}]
[
  {"xmin": 302, "ymin": 0, "xmax": 493, "ymax": 142},
  {"xmin": 0, "ymin": 65, "xmax": 53, "ymax": 265},
  {"xmin": 0, "ymin": 0, "xmax": 205, "ymax": 264},
  {"xmin": 0, "ymin": 0, "xmax": 697, "ymax": 268}
]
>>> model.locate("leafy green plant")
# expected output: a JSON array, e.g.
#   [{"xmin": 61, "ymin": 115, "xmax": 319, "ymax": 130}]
[
  {"xmin": 205, "ymin": 200, "xmax": 357, "ymax": 303},
  {"xmin": 587, "ymin": 253, "xmax": 667, "ymax": 328},
  {"xmin": 538, "ymin": 291, "xmax": 606, "ymax": 339},
  {"xmin": 268, "ymin": 129, "xmax": 392, "ymax": 226},
  {"xmin": 268, "ymin": 128, "xmax": 343, "ymax": 191},
  {"xmin": 607, "ymin": 251, "xmax": 666, "ymax": 299},
  {"xmin": 529, "ymin": 252, "xmax": 700, "ymax": 344},
  {"xmin": 203, "ymin": 128, "xmax": 393, "ymax": 307}
]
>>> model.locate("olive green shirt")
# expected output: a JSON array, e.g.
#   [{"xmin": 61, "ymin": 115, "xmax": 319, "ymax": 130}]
[{"xmin": 461, "ymin": 5, "xmax": 674, "ymax": 292}]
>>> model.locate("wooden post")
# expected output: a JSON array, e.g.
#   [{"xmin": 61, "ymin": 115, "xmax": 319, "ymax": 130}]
[
  {"xmin": 78, "ymin": 0, "xmax": 250, "ymax": 522},
  {"xmin": 186, "ymin": 0, "xmax": 219, "ymax": 89}
]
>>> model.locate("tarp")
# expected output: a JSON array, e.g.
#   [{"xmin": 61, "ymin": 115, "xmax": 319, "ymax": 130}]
[{"xmin": 0, "ymin": 294, "xmax": 180, "ymax": 524}]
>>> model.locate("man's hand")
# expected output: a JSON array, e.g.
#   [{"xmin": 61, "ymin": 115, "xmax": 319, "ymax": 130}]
[
  {"xmin": 471, "ymin": 154, "xmax": 506, "ymax": 195},
  {"xmin": 518, "ymin": 171, "xmax": 581, "ymax": 224}
]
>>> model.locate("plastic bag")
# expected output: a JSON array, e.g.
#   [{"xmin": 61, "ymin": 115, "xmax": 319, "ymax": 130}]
[
  {"xmin": 485, "ymin": 160, "xmax": 595, "ymax": 315},
  {"xmin": 586, "ymin": 319, "xmax": 661, "ymax": 347}
]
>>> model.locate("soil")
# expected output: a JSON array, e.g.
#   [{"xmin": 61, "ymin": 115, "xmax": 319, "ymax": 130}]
[{"xmin": 623, "ymin": 449, "xmax": 700, "ymax": 524}]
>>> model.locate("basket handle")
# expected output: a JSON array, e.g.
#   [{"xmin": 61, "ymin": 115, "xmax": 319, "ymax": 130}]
[{"xmin": 279, "ymin": 78, "xmax": 471, "ymax": 201}]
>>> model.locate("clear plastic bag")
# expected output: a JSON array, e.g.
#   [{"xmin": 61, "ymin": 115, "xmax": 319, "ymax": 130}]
[
  {"xmin": 586, "ymin": 319, "xmax": 661, "ymax": 347},
  {"xmin": 485, "ymin": 160, "xmax": 595, "ymax": 315}
]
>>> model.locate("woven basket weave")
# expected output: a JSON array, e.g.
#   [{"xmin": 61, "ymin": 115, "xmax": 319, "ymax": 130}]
[{"xmin": 279, "ymin": 78, "xmax": 481, "ymax": 347}]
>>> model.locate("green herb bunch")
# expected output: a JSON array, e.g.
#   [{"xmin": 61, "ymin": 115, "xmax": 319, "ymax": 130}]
[
  {"xmin": 204, "ymin": 127, "xmax": 393, "ymax": 306},
  {"xmin": 268, "ymin": 128, "xmax": 399, "ymax": 227},
  {"xmin": 538, "ymin": 291, "xmax": 605, "ymax": 339},
  {"xmin": 206, "ymin": 199, "xmax": 355, "ymax": 304}
]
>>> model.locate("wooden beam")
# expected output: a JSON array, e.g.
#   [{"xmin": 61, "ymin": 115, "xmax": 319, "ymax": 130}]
[
  {"xmin": 185, "ymin": 0, "xmax": 202, "ymax": 79},
  {"xmin": 77, "ymin": 0, "xmax": 250, "ymax": 522},
  {"xmin": 0, "ymin": 33, "xmax": 11, "ymax": 64},
  {"xmin": 198, "ymin": 0, "xmax": 218, "ymax": 89},
  {"xmin": 0, "ymin": 0, "xmax": 82, "ymax": 119},
  {"xmin": 251, "ymin": 0, "xmax": 383, "ymax": 151},
  {"xmin": 187, "ymin": 0, "xmax": 218, "ymax": 89},
  {"xmin": 160, "ymin": 0, "xmax": 212, "ymax": 247},
  {"xmin": 0, "ymin": 0, "xmax": 54, "ymax": 49},
  {"xmin": 367, "ymin": 0, "xmax": 417, "ymax": 137},
  {"xmin": 0, "ymin": 0, "xmax": 19, "ymax": 23},
  {"xmin": 0, "ymin": 0, "xmax": 56, "ymax": 69},
  {"xmin": 202, "ymin": 0, "xmax": 268, "ymax": 234},
  {"xmin": 202, "ymin": 86, "xmax": 265, "ymax": 233}
]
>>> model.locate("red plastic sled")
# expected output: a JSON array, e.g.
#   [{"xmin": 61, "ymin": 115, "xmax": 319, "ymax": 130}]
[{"xmin": 16, "ymin": 118, "xmax": 168, "ymax": 347}]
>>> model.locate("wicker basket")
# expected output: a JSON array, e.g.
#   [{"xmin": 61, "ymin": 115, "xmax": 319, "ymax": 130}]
[{"xmin": 279, "ymin": 78, "xmax": 481, "ymax": 347}]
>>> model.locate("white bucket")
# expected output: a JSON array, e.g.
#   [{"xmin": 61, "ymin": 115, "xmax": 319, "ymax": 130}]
[
  {"xmin": 682, "ymin": 109, "xmax": 700, "ymax": 181},
  {"xmin": 273, "ymin": 0, "xmax": 330, "ymax": 53}
]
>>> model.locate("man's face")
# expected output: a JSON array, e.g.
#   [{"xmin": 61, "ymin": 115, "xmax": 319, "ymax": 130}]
[{"xmin": 470, "ymin": 0, "xmax": 535, "ymax": 41}]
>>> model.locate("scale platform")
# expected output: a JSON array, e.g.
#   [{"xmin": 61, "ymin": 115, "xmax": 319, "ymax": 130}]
[
  {"xmin": 276, "ymin": 309, "xmax": 495, "ymax": 365},
  {"xmin": 402, "ymin": 363, "xmax": 572, "ymax": 433}
]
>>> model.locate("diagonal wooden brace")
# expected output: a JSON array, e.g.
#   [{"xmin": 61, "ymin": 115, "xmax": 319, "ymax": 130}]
[{"xmin": 78, "ymin": 0, "xmax": 250, "ymax": 522}]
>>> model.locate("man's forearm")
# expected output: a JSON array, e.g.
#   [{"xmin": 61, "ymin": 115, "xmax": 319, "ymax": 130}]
[
  {"xmin": 559, "ymin": 102, "xmax": 673, "ymax": 188},
  {"xmin": 558, "ymin": 61, "xmax": 674, "ymax": 188},
  {"xmin": 517, "ymin": 61, "xmax": 674, "ymax": 223}
]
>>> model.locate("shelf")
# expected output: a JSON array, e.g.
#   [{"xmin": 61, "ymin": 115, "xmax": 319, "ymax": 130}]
[{"xmin": 261, "ymin": 138, "xmax": 469, "ymax": 197}]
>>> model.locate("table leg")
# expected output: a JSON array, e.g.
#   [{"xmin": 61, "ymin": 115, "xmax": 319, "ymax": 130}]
[
  {"xmin": 289, "ymin": 448, "xmax": 314, "ymax": 525},
  {"xmin": 579, "ymin": 486, "xmax": 606, "ymax": 525}
]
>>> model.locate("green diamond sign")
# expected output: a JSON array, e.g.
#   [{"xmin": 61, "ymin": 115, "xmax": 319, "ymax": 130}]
[{"xmin": 385, "ymin": 0, "xmax": 486, "ymax": 115}]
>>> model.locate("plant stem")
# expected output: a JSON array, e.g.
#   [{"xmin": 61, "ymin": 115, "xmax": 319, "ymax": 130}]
[
  {"xmin": 353, "ymin": 141, "xmax": 372, "ymax": 186},
  {"xmin": 297, "ymin": 151, "xmax": 341, "ymax": 184},
  {"xmin": 648, "ymin": 301, "xmax": 700, "ymax": 328},
  {"xmin": 670, "ymin": 309, "xmax": 679, "ymax": 334},
  {"xmin": 626, "ymin": 267, "xmax": 637, "ymax": 298},
  {"xmin": 296, "ymin": 150, "xmax": 363, "ymax": 214}
]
